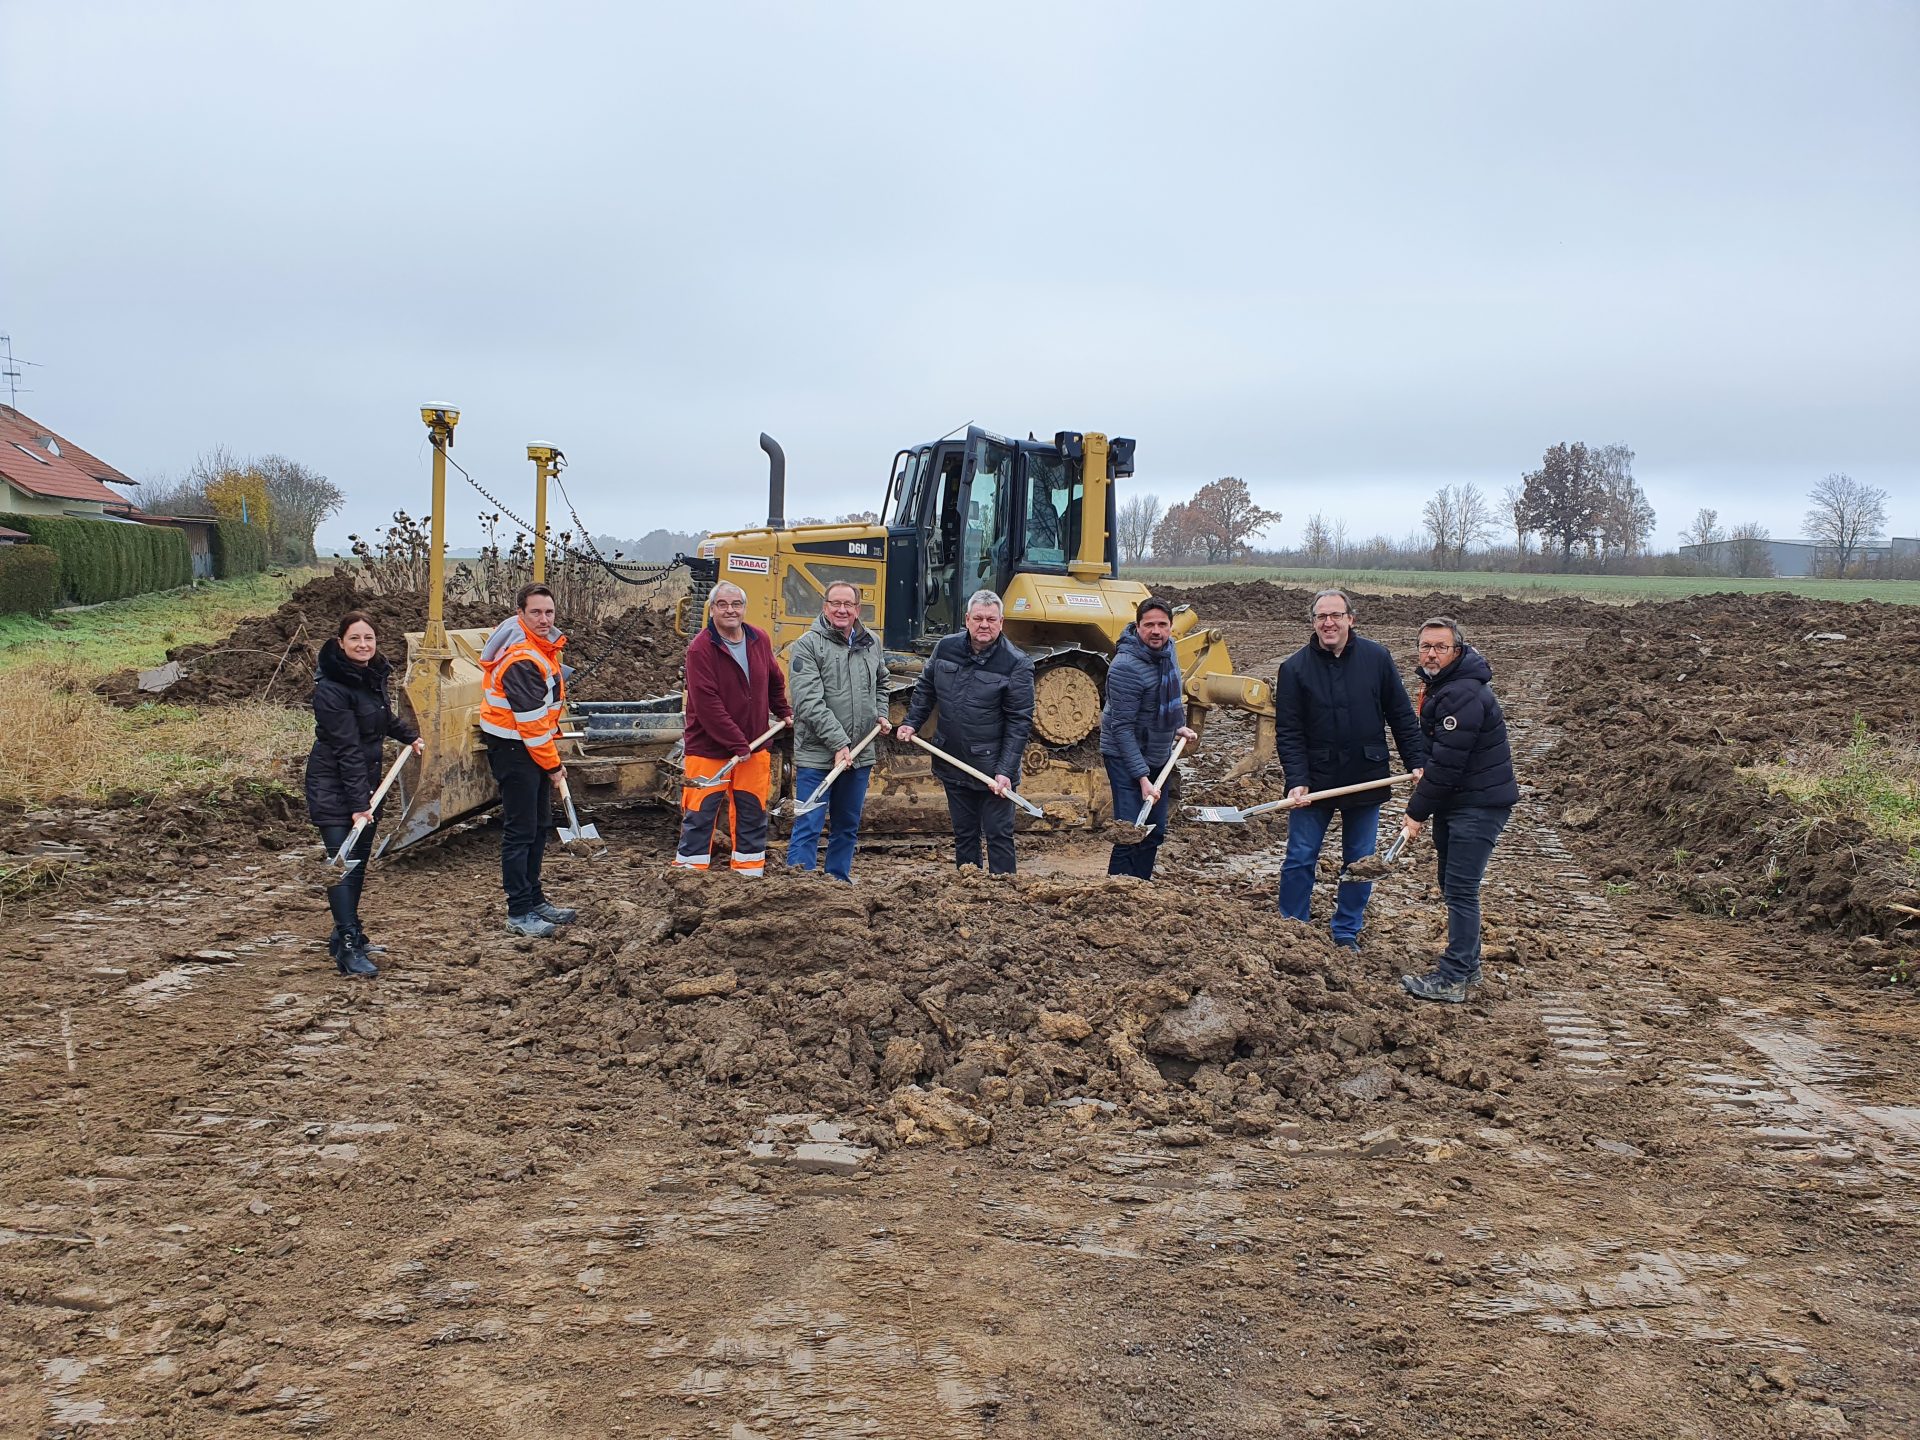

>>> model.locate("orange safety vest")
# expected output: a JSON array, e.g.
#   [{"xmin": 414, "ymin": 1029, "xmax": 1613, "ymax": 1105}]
[{"xmin": 479, "ymin": 630, "xmax": 567, "ymax": 770}]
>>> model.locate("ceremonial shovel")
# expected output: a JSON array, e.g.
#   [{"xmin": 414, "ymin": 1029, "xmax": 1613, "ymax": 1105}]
[
  {"xmin": 325, "ymin": 748, "xmax": 413, "ymax": 880},
  {"xmin": 688, "ymin": 718, "xmax": 787, "ymax": 788},
  {"xmin": 786, "ymin": 720, "xmax": 888, "ymax": 818},
  {"xmin": 904, "ymin": 735, "xmax": 1045, "ymax": 818},
  {"xmin": 1190, "ymin": 771, "xmax": 1417, "ymax": 824},
  {"xmin": 553, "ymin": 772, "xmax": 606, "ymax": 856}
]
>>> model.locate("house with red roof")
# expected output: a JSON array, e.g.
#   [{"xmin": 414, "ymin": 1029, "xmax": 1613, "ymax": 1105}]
[{"xmin": 0, "ymin": 405, "xmax": 139, "ymax": 518}]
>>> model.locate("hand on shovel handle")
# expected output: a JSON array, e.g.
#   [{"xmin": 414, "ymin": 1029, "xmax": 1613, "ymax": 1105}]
[
  {"xmin": 327, "ymin": 748, "xmax": 413, "ymax": 876},
  {"xmin": 691, "ymin": 718, "xmax": 788, "ymax": 789},
  {"xmin": 790, "ymin": 721, "xmax": 887, "ymax": 816},
  {"xmin": 1134, "ymin": 736, "xmax": 1188, "ymax": 827}
]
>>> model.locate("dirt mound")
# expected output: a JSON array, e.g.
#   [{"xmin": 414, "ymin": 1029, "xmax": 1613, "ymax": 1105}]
[
  {"xmin": 98, "ymin": 570, "xmax": 688, "ymax": 707},
  {"xmin": 508, "ymin": 870, "xmax": 1505, "ymax": 1145},
  {"xmin": 1544, "ymin": 593, "xmax": 1920, "ymax": 949},
  {"xmin": 1159, "ymin": 578, "xmax": 1608, "ymax": 632}
]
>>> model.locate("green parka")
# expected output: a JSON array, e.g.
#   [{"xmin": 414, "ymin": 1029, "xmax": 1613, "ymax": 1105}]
[{"xmin": 787, "ymin": 612, "xmax": 889, "ymax": 769}]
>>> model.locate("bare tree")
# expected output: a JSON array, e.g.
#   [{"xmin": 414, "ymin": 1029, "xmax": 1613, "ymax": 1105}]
[
  {"xmin": 1502, "ymin": 483, "xmax": 1530, "ymax": 558},
  {"xmin": 257, "ymin": 454, "xmax": 346, "ymax": 563},
  {"xmin": 1726, "ymin": 521, "xmax": 1774, "ymax": 578},
  {"xmin": 1150, "ymin": 501, "xmax": 1204, "ymax": 565},
  {"xmin": 1681, "ymin": 507, "xmax": 1723, "ymax": 548},
  {"xmin": 1329, "ymin": 517, "xmax": 1349, "ymax": 564},
  {"xmin": 1591, "ymin": 443, "xmax": 1655, "ymax": 565},
  {"xmin": 1422, "ymin": 483, "xmax": 1494, "ymax": 568},
  {"xmin": 135, "ymin": 470, "xmax": 214, "ymax": 518},
  {"xmin": 1422, "ymin": 487, "xmax": 1459, "ymax": 568},
  {"xmin": 1302, "ymin": 512, "xmax": 1333, "ymax": 563},
  {"xmin": 1117, "ymin": 492, "xmax": 1161, "ymax": 565},
  {"xmin": 1803, "ymin": 473, "xmax": 1888, "ymax": 577}
]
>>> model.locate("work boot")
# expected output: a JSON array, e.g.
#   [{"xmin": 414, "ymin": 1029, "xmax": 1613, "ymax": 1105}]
[
  {"xmin": 506, "ymin": 912, "xmax": 558, "ymax": 939},
  {"xmin": 1333, "ymin": 936, "xmax": 1360, "ymax": 952},
  {"xmin": 531, "ymin": 902, "xmax": 577, "ymax": 926},
  {"xmin": 1401, "ymin": 970, "xmax": 1471, "ymax": 1004}
]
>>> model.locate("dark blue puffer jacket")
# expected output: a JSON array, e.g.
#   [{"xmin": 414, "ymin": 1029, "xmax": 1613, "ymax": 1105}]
[
  {"xmin": 1099, "ymin": 625, "xmax": 1185, "ymax": 782},
  {"xmin": 1274, "ymin": 632, "xmax": 1425, "ymax": 807},
  {"xmin": 1404, "ymin": 646, "xmax": 1520, "ymax": 822}
]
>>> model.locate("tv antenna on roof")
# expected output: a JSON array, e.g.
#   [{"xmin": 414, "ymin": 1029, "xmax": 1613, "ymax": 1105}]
[{"xmin": 0, "ymin": 334, "xmax": 42, "ymax": 410}]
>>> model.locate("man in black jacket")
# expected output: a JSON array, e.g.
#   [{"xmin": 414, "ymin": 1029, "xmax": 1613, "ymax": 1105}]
[
  {"xmin": 1274, "ymin": 589, "xmax": 1426, "ymax": 947},
  {"xmin": 898, "ymin": 589, "xmax": 1036, "ymax": 874},
  {"xmin": 1398, "ymin": 617, "xmax": 1520, "ymax": 1003}
]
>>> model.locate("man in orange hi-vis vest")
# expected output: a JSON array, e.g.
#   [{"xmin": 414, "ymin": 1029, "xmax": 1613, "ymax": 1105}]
[
  {"xmin": 479, "ymin": 583, "xmax": 578, "ymax": 937},
  {"xmin": 676, "ymin": 581, "xmax": 792, "ymax": 875}
]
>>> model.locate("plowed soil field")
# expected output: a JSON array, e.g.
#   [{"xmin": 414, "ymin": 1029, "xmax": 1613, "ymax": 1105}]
[{"xmin": 4, "ymin": 592, "xmax": 1916, "ymax": 1439}]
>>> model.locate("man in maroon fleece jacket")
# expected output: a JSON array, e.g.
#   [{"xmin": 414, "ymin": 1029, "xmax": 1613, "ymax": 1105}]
[{"xmin": 674, "ymin": 582, "xmax": 792, "ymax": 874}]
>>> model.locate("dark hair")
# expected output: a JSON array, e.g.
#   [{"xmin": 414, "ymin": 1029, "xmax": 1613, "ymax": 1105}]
[
  {"xmin": 1136, "ymin": 596, "xmax": 1174, "ymax": 623},
  {"xmin": 336, "ymin": 609, "xmax": 376, "ymax": 639},
  {"xmin": 516, "ymin": 583, "xmax": 556, "ymax": 611}
]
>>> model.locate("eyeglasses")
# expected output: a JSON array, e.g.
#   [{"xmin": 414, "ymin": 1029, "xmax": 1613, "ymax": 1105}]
[
  {"xmin": 1313, "ymin": 611, "xmax": 1350, "ymax": 622},
  {"xmin": 711, "ymin": 600, "xmax": 745, "ymax": 610},
  {"xmin": 1417, "ymin": 641, "xmax": 1458, "ymax": 654}
]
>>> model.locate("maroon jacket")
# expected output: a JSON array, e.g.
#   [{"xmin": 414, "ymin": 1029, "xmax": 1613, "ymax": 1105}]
[{"xmin": 683, "ymin": 620, "xmax": 793, "ymax": 761}]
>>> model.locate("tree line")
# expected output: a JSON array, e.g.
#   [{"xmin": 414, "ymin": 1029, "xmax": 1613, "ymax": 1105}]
[{"xmin": 1115, "ymin": 444, "xmax": 1901, "ymax": 579}]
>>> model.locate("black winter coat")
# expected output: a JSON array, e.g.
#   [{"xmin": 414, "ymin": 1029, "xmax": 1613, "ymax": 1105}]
[
  {"xmin": 1275, "ymin": 633, "xmax": 1425, "ymax": 808},
  {"xmin": 1404, "ymin": 646, "xmax": 1519, "ymax": 822},
  {"xmin": 902, "ymin": 632, "xmax": 1036, "ymax": 791},
  {"xmin": 1099, "ymin": 625, "xmax": 1184, "ymax": 781},
  {"xmin": 304, "ymin": 639, "xmax": 419, "ymax": 826}
]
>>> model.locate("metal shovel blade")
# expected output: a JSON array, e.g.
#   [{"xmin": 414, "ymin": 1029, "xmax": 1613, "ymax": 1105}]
[{"xmin": 1190, "ymin": 798, "xmax": 1292, "ymax": 825}]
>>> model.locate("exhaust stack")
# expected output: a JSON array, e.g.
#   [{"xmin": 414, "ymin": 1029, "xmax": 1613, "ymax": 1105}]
[{"xmin": 760, "ymin": 432, "xmax": 785, "ymax": 531}]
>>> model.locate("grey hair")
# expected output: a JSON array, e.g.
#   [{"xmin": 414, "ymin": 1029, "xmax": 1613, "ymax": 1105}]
[
  {"xmin": 822, "ymin": 580, "xmax": 861, "ymax": 602},
  {"xmin": 710, "ymin": 581, "xmax": 747, "ymax": 603},
  {"xmin": 1420, "ymin": 615, "xmax": 1466, "ymax": 649},
  {"xmin": 1310, "ymin": 588, "xmax": 1352, "ymax": 618},
  {"xmin": 965, "ymin": 588, "xmax": 1003, "ymax": 615}
]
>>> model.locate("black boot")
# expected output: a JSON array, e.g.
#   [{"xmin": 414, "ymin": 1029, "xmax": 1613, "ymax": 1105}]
[
  {"xmin": 351, "ymin": 929, "xmax": 387, "ymax": 955},
  {"xmin": 328, "ymin": 925, "xmax": 351, "ymax": 975},
  {"xmin": 339, "ymin": 934, "xmax": 379, "ymax": 979}
]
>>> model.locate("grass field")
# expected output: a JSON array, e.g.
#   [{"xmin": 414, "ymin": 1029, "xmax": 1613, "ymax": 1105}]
[
  {"xmin": 0, "ymin": 568, "xmax": 325, "ymax": 675},
  {"xmin": 1130, "ymin": 564, "xmax": 1920, "ymax": 606},
  {"xmin": 0, "ymin": 569, "xmax": 323, "ymax": 807}
]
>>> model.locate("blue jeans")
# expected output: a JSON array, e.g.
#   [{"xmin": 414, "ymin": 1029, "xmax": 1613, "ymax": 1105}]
[
  {"xmin": 786, "ymin": 764, "xmax": 872, "ymax": 881},
  {"xmin": 1104, "ymin": 754, "xmax": 1169, "ymax": 879},
  {"xmin": 1277, "ymin": 803, "xmax": 1380, "ymax": 943},
  {"xmin": 1432, "ymin": 805, "xmax": 1511, "ymax": 979}
]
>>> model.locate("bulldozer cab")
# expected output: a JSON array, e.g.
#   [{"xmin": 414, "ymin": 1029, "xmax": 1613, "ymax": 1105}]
[{"xmin": 880, "ymin": 427, "xmax": 1124, "ymax": 650}]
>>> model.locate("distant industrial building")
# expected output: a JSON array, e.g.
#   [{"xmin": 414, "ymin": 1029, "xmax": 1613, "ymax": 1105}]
[{"xmin": 1680, "ymin": 536, "xmax": 1916, "ymax": 577}]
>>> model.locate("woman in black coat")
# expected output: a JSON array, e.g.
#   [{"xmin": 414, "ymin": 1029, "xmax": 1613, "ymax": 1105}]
[{"xmin": 305, "ymin": 610, "xmax": 423, "ymax": 977}]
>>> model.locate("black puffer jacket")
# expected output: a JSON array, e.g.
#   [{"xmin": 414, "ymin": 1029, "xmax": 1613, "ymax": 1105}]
[
  {"xmin": 1099, "ymin": 625, "xmax": 1185, "ymax": 782},
  {"xmin": 1274, "ymin": 632, "xmax": 1425, "ymax": 808},
  {"xmin": 1404, "ymin": 646, "xmax": 1519, "ymax": 822},
  {"xmin": 304, "ymin": 639, "xmax": 419, "ymax": 826},
  {"xmin": 902, "ymin": 632, "xmax": 1036, "ymax": 791}
]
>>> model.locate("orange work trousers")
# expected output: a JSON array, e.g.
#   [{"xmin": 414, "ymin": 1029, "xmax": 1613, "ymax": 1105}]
[{"xmin": 674, "ymin": 750, "xmax": 771, "ymax": 874}]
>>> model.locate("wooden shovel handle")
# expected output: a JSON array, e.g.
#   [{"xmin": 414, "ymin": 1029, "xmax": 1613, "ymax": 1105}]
[
  {"xmin": 906, "ymin": 734, "xmax": 1042, "ymax": 814},
  {"xmin": 1291, "ymin": 772, "xmax": 1417, "ymax": 807},
  {"xmin": 796, "ymin": 721, "xmax": 887, "ymax": 806}
]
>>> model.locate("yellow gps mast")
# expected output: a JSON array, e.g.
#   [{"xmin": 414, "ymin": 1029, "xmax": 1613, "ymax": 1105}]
[
  {"xmin": 526, "ymin": 444, "xmax": 564, "ymax": 584},
  {"xmin": 419, "ymin": 404, "xmax": 460, "ymax": 657}
]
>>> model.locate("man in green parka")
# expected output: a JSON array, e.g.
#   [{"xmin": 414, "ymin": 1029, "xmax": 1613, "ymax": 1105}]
[{"xmin": 785, "ymin": 581, "xmax": 891, "ymax": 880}]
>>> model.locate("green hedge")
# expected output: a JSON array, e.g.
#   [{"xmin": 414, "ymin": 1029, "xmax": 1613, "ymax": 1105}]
[
  {"xmin": 212, "ymin": 519, "xmax": 268, "ymax": 578},
  {"xmin": 0, "ymin": 512, "xmax": 191, "ymax": 604},
  {"xmin": 0, "ymin": 543, "xmax": 61, "ymax": 617}
]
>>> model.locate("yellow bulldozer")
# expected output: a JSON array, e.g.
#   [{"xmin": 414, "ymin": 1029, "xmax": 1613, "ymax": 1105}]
[{"xmin": 379, "ymin": 409, "xmax": 1275, "ymax": 854}]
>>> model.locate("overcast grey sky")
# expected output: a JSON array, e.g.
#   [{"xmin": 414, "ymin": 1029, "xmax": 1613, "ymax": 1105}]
[{"xmin": 5, "ymin": 1, "xmax": 1916, "ymax": 554}]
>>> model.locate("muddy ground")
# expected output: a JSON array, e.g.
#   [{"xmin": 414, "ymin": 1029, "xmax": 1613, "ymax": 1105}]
[{"xmin": 4, "ymin": 601, "xmax": 1917, "ymax": 1437}]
